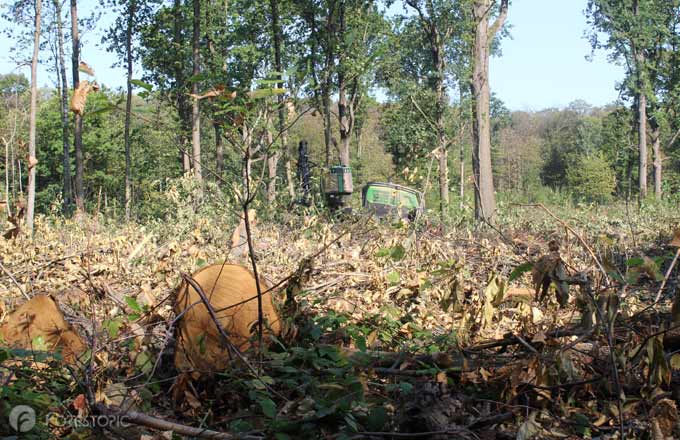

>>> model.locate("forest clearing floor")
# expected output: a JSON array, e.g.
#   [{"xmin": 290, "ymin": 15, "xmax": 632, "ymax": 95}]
[{"xmin": 2, "ymin": 201, "xmax": 680, "ymax": 439}]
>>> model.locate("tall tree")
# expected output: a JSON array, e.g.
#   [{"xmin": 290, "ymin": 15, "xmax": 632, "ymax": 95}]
[
  {"xmin": 53, "ymin": 0, "xmax": 71, "ymax": 214},
  {"xmin": 267, "ymin": 0, "xmax": 283, "ymax": 201},
  {"xmin": 587, "ymin": 0, "xmax": 675, "ymax": 199},
  {"xmin": 70, "ymin": 0, "xmax": 84, "ymax": 211},
  {"xmin": 403, "ymin": 0, "xmax": 467, "ymax": 217},
  {"xmin": 472, "ymin": 0, "xmax": 508, "ymax": 223},
  {"xmin": 124, "ymin": 0, "xmax": 136, "ymax": 219},
  {"xmin": 471, "ymin": 0, "xmax": 507, "ymax": 223},
  {"xmin": 191, "ymin": 0, "xmax": 202, "ymax": 182},
  {"xmin": 26, "ymin": 0, "xmax": 42, "ymax": 232}
]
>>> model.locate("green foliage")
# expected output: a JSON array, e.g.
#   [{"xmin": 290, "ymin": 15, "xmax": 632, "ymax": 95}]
[{"xmin": 566, "ymin": 153, "xmax": 617, "ymax": 203}]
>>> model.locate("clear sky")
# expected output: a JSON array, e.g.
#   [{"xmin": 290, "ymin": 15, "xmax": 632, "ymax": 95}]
[
  {"xmin": 0, "ymin": 0, "xmax": 625, "ymax": 111},
  {"xmin": 489, "ymin": 0, "xmax": 625, "ymax": 110}
]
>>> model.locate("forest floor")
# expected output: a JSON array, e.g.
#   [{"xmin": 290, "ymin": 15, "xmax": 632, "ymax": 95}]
[{"xmin": 1, "ymin": 199, "xmax": 680, "ymax": 439}]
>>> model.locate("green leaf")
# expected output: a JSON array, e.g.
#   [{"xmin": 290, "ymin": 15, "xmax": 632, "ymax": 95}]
[
  {"xmin": 104, "ymin": 319, "xmax": 123, "ymax": 338},
  {"xmin": 509, "ymin": 262, "xmax": 533, "ymax": 282},
  {"xmin": 366, "ymin": 407, "xmax": 388, "ymax": 431},
  {"xmin": 130, "ymin": 79, "xmax": 153, "ymax": 91},
  {"xmin": 32, "ymin": 335, "xmax": 48, "ymax": 351},
  {"xmin": 390, "ymin": 244, "xmax": 406, "ymax": 261},
  {"xmin": 259, "ymin": 397, "xmax": 277, "ymax": 418},
  {"xmin": 626, "ymin": 257, "xmax": 644, "ymax": 267},
  {"xmin": 135, "ymin": 351, "xmax": 153, "ymax": 374},
  {"xmin": 125, "ymin": 296, "xmax": 142, "ymax": 313},
  {"xmin": 355, "ymin": 335, "xmax": 367, "ymax": 352},
  {"xmin": 387, "ymin": 271, "xmax": 400, "ymax": 284},
  {"xmin": 375, "ymin": 247, "xmax": 390, "ymax": 258}
]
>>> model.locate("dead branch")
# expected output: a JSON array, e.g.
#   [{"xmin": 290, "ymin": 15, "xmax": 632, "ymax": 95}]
[{"xmin": 95, "ymin": 404, "xmax": 263, "ymax": 439}]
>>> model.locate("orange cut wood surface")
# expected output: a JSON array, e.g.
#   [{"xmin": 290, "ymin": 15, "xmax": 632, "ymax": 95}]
[
  {"xmin": 174, "ymin": 264, "xmax": 281, "ymax": 373},
  {"xmin": 0, "ymin": 295, "xmax": 85, "ymax": 364}
]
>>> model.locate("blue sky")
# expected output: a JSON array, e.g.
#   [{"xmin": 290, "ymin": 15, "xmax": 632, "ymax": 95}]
[{"xmin": 0, "ymin": 0, "xmax": 625, "ymax": 111}]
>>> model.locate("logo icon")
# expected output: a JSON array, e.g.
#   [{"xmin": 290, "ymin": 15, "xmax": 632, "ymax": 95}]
[{"xmin": 9, "ymin": 405, "xmax": 36, "ymax": 432}]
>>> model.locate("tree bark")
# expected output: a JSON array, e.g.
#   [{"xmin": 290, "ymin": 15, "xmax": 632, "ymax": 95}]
[
  {"xmin": 174, "ymin": 0, "xmax": 191, "ymax": 173},
  {"xmin": 124, "ymin": 0, "xmax": 136, "ymax": 220},
  {"xmin": 632, "ymin": 0, "xmax": 647, "ymax": 199},
  {"xmin": 26, "ymin": 0, "xmax": 42, "ymax": 233},
  {"xmin": 269, "ymin": 0, "xmax": 287, "ymax": 201},
  {"xmin": 54, "ymin": 0, "xmax": 71, "ymax": 215},
  {"xmin": 471, "ymin": 0, "xmax": 507, "ymax": 224},
  {"xmin": 637, "ymin": 92, "xmax": 648, "ymax": 198},
  {"xmin": 191, "ymin": 0, "xmax": 202, "ymax": 182},
  {"xmin": 4, "ymin": 138, "xmax": 10, "ymax": 217},
  {"xmin": 265, "ymin": 118, "xmax": 279, "ymax": 203},
  {"xmin": 652, "ymin": 122, "xmax": 662, "ymax": 199},
  {"xmin": 336, "ymin": 3, "xmax": 352, "ymax": 168},
  {"xmin": 432, "ymin": 34, "xmax": 448, "ymax": 218},
  {"xmin": 214, "ymin": 122, "xmax": 224, "ymax": 176},
  {"xmin": 70, "ymin": 0, "xmax": 84, "ymax": 212}
]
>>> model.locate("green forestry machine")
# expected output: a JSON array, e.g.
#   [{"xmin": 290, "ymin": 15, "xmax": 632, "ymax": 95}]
[{"xmin": 299, "ymin": 140, "xmax": 424, "ymax": 220}]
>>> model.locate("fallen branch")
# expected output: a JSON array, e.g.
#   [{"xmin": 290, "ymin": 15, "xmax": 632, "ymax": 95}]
[
  {"xmin": 0, "ymin": 260, "xmax": 29, "ymax": 300},
  {"xmin": 464, "ymin": 327, "xmax": 583, "ymax": 352},
  {"xmin": 96, "ymin": 404, "xmax": 263, "ymax": 439},
  {"xmin": 654, "ymin": 247, "xmax": 680, "ymax": 303}
]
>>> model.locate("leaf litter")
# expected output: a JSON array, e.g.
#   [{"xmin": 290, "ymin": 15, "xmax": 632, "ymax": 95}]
[{"xmin": 1, "ymin": 205, "xmax": 680, "ymax": 438}]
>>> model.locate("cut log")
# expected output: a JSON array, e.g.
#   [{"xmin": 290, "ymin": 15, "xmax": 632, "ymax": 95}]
[
  {"xmin": 173, "ymin": 264, "xmax": 281, "ymax": 373},
  {"xmin": 0, "ymin": 294, "xmax": 85, "ymax": 364}
]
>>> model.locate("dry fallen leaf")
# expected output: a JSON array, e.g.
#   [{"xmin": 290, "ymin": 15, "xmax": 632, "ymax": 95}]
[{"xmin": 670, "ymin": 229, "xmax": 680, "ymax": 247}]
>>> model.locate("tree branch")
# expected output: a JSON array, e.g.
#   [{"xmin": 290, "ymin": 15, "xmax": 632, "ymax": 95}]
[{"xmin": 488, "ymin": 0, "xmax": 509, "ymax": 39}]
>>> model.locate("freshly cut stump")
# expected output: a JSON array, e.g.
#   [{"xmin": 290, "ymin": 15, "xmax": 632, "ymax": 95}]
[
  {"xmin": 174, "ymin": 264, "xmax": 281, "ymax": 373},
  {"xmin": 0, "ymin": 294, "xmax": 85, "ymax": 364}
]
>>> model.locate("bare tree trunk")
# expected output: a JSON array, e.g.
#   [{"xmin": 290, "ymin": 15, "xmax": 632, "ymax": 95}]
[
  {"xmin": 54, "ymin": 0, "xmax": 71, "ymax": 215},
  {"xmin": 632, "ymin": 0, "xmax": 647, "ymax": 199},
  {"xmin": 269, "ymin": 0, "xmax": 287, "ymax": 201},
  {"xmin": 471, "ymin": 0, "xmax": 507, "ymax": 224},
  {"xmin": 214, "ymin": 122, "xmax": 224, "ymax": 176},
  {"xmin": 432, "ymin": 41, "xmax": 448, "ymax": 218},
  {"xmin": 191, "ymin": 0, "xmax": 202, "ymax": 182},
  {"xmin": 26, "ymin": 0, "xmax": 42, "ymax": 233},
  {"xmin": 174, "ymin": 0, "xmax": 191, "ymax": 173},
  {"xmin": 637, "ymin": 92, "xmax": 648, "ymax": 198},
  {"xmin": 124, "ymin": 0, "xmax": 136, "ymax": 220},
  {"xmin": 265, "ymin": 118, "xmax": 279, "ymax": 203},
  {"xmin": 4, "ymin": 139, "xmax": 11, "ymax": 217},
  {"xmin": 71, "ymin": 0, "xmax": 85, "ymax": 212},
  {"xmin": 652, "ymin": 122, "xmax": 662, "ymax": 199},
  {"xmin": 323, "ymin": 88, "xmax": 332, "ymax": 166}
]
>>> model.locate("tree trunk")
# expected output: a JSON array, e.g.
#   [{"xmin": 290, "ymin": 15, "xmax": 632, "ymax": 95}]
[
  {"xmin": 471, "ymin": 0, "xmax": 507, "ymax": 224},
  {"xmin": 26, "ymin": 0, "xmax": 42, "ymax": 233},
  {"xmin": 214, "ymin": 122, "xmax": 224, "ymax": 176},
  {"xmin": 265, "ymin": 119, "xmax": 279, "ymax": 203},
  {"xmin": 637, "ymin": 92, "xmax": 648, "ymax": 198},
  {"xmin": 323, "ymin": 86, "xmax": 332, "ymax": 166},
  {"xmin": 174, "ymin": 0, "xmax": 191, "ymax": 173},
  {"xmin": 70, "ymin": 0, "xmax": 85, "ymax": 212},
  {"xmin": 191, "ymin": 0, "xmax": 202, "ymax": 182},
  {"xmin": 432, "ymin": 36, "xmax": 448, "ymax": 219},
  {"xmin": 269, "ymin": 0, "xmax": 286, "ymax": 202},
  {"xmin": 4, "ymin": 138, "xmax": 10, "ymax": 217},
  {"xmin": 70, "ymin": 0, "xmax": 84, "ymax": 212},
  {"xmin": 54, "ymin": 0, "xmax": 71, "ymax": 215},
  {"xmin": 652, "ymin": 122, "xmax": 662, "ymax": 199},
  {"xmin": 124, "ymin": 0, "xmax": 136, "ymax": 220}
]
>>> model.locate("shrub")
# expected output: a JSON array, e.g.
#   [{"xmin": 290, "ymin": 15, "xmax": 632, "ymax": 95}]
[{"xmin": 566, "ymin": 153, "xmax": 616, "ymax": 203}]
